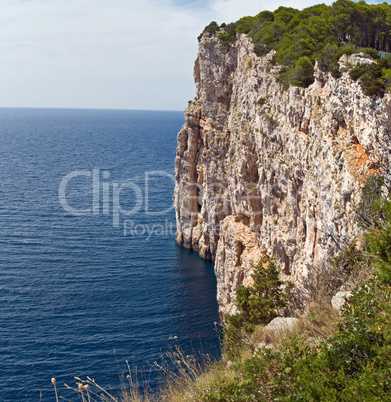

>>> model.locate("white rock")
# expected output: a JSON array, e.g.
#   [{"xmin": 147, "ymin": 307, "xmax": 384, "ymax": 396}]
[
  {"xmin": 331, "ymin": 291, "xmax": 352, "ymax": 311},
  {"xmin": 255, "ymin": 342, "xmax": 273, "ymax": 352},
  {"xmin": 349, "ymin": 52, "xmax": 375, "ymax": 66},
  {"xmin": 266, "ymin": 317, "xmax": 298, "ymax": 330},
  {"xmin": 228, "ymin": 304, "xmax": 239, "ymax": 316}
]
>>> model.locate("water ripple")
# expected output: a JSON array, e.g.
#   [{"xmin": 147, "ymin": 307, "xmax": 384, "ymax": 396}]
[{"xmin": 0, "ymin": 108, "xmax": 220, "ymax": 401}]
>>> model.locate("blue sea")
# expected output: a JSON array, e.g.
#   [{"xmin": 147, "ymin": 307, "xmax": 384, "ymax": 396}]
[{"xmin": 0, "ymin": 108, "xmax": 220, "ymax": 401}]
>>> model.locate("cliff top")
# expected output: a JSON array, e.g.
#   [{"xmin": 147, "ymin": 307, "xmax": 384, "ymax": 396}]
[{"xmin": 199, "ymin": 0, "xmax": 391, "ymax": 96}]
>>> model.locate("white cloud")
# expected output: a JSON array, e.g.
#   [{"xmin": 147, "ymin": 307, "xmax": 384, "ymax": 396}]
[
  {"xmin": 0, "ymin": 0, "xmax": 207, "ymax": 109},
  {"xmin": 0, "ymin": 0, "xmax": 330, "ymax": 110}
]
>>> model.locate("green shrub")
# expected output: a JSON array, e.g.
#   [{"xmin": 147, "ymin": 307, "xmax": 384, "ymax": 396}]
[
  {"xmin": 356, "ymin": 175, "xmax": 389, "ymax": 229},
  {"xmin": 333, "ymin": 45, "xmax": 356, "ymax": 60},
  {"xmin": 223, "ymin": 256, "xmax": 287, "ymax": 359},
  {"xmin": 349, "ymin": 62, "xmax": 368, "ymax": 81},
  {"xmin": 327, "ymin": 44, "xmax": 357, "ymax": 78},
  {"xmin": 236, "ymin": 16, "xmax": 255, "ymax": 34},
  {"xmin": 257, "ymin": 97, "xmax": 266, "ymax": 105},
  {"xmin": 360, "ymin": 47, "xmax": 380, "ymax": 60},
  {"xmin": 318, "ymin": 43, "xmax": 339, "ymax": 70},
  {"xmin": 236, "ymin": 257, "xmax": 286, "ymax": 329},
  {"xmin": 349, "ymin": 59, "xmax": 391, "ymax": 97},
  {"xmin": 291, "ymin": 56, "xmax": 314, "ymax": 87},
  {"xmin": 368, "ymin": 223, "xmax": 391, "ymax": 286},
  {"xmin": 289, "ymin": 281, "xmax": 391, "ymax": 399},
  {"xmin": 253, "ymin": 42, "xmax": 272, "ymax": 57},
  {"xmin": 304, "ymin": 240, "xmax": 372, "ymax": 305},
  {"xmin": 217, "ymin": 22, "xmax": 237, "ymax": 48},
  {"xmin": 198, "ymin": 21, "xmax": 219, "ymax": 41},
  {"xmin": 217, "ymin": 32, "xmax": 236, "ymax": 48}
]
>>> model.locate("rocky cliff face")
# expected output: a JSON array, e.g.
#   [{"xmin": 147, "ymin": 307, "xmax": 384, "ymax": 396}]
[{"xmin": 174, "ymin": 34, "xmax": 389, "ymax": 316}]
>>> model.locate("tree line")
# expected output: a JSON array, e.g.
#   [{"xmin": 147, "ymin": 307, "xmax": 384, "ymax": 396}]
[{"xmin": 200, "ymin": 0, "xmax": 391, "ymax": 93}]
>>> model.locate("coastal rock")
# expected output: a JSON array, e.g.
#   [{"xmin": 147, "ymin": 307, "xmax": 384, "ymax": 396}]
[{"xmin": 174, "ymin": 34, "xmax": 389, "ymax": 315}]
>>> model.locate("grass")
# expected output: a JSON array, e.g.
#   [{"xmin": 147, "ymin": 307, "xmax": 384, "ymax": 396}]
[
  {"xmin": 156, "ymin": 352, "xmax": 235, "ymax": 402},
  {"xmin": 54, "ymin": 301, "xmax": 337, "ymax": 401},
  {"xmin": 55, "ymin": 347, "xmax": 224, "ymax": 401},
  {"xmin": 249, "ymin": 302, "xmax": 339, "ymax": 351}
]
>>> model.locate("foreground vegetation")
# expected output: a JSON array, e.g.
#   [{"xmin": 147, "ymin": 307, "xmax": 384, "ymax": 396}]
[{"xmin": 200, "ymin": 0, "xmax": 391, "ymax": 94}]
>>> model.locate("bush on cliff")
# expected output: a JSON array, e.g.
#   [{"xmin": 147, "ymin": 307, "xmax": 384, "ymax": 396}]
[
  {"xmin": 217, "ymin": 23, "xmax": 237, "ymax": 48},
  {"xmin": 350, "ymin": 58, "xmax": 391, "ymax": 97},
  {"xmin": 223, "ymin": 256, "xmax": 287, "ymax": 359},
  {"xmin": 198, "ymin": 21, "xmax": 219, "ymax": 41},
  {"xmin": 368, "ymin": 221, "xmax": 391, "ymax": 286},
  {"xmin": 291, "ymin": 56, "xmax": 315, "ymax": 87}
]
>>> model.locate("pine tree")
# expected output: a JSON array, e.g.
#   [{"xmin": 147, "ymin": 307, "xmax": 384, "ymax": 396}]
[{"xmin": 232, "ymin": 255, "xmax": 287, "ymax": 332}]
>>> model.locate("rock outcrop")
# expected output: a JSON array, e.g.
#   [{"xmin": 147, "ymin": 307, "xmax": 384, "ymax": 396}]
[{"xmin": 174, "ymin": 34, "xmax": 389, "ymax": 316}]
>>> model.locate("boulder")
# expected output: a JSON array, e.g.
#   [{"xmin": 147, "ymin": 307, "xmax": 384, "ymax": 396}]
[
  {"xmin": 266, "ymin": 317, "xmax": 298, "ymax": 331},
  {"xmin": 331, "ymin": 291, "xmax": 352, "ymax": 311}
]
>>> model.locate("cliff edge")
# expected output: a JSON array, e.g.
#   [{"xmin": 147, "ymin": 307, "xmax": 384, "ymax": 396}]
[{"xmin": 174, "ymin": 34, "xmax": 388, "ymax": 316}]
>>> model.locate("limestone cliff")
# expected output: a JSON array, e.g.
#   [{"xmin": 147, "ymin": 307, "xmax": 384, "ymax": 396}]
[{"xmin": 174, "ymin": 34, "xmax": 389, "ymax": 316}]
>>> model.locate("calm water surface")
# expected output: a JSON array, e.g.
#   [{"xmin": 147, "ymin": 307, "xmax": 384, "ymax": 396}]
[{"xmin": 0, "ymin": 108, "xmax": 219, "ymax": 401}]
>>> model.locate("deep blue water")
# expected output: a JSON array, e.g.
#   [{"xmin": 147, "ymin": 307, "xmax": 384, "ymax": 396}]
[{"xmin": 0, "ymin": 108, "xmax": 220, "ymax": 401}]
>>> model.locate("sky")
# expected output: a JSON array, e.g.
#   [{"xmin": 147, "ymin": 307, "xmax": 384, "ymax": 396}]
[{"xmin": 0, "ymin": 0, "xmax": 371, "ymax": 111}]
